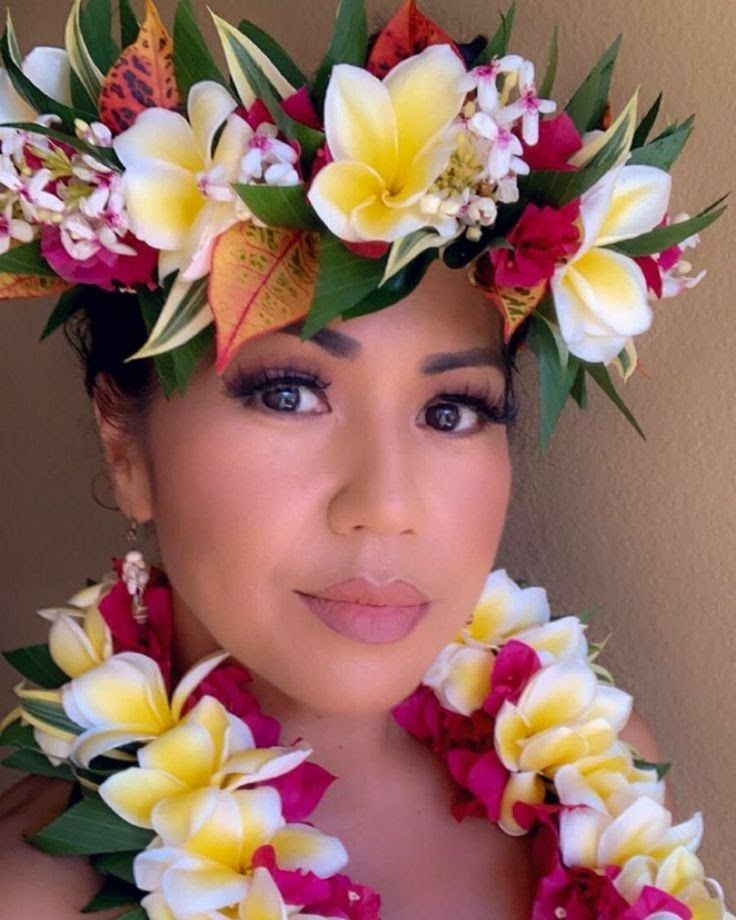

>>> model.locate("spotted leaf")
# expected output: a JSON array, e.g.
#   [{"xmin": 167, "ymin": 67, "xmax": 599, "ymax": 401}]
[{"xmin": 365, "ymin": 0, "xmax": 461, "ymax": 78}]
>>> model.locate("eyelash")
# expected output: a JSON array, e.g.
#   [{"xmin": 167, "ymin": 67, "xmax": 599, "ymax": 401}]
[{"xmin": 224, "ymin": 365, "xmax": 517, "ymax": 431}]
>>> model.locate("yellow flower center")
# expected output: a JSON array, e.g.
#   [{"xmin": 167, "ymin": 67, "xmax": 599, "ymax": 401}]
[{"xmin": 429, "ymin": 130, "xmax": 483, "ymax": 197}]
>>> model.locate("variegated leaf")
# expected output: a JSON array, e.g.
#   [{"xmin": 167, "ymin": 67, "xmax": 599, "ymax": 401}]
[
  {"xmin": 610, "ymin": 337, "xmax": 638, "ymax": 382},
  {"xmin": 381, "ymin": 229, "xmax": 446, "ymax": 287},
  {"xmin": 128, "ymin": 275, "xmax": 211, "ymax": 360},
  {"xmin": 64, "ymin": 0, "xmax": 106, "ymax": 102},
  {"xmin": 569, "ymin": 90, "xmax": 639, "ymax": 171},
  {"xmin": 209, "ymin": 222, "xmax": 319, "ymax": 373},
  {"xmin": 98, "ymin": 0, "xmax": 180, "ymax": 134},
  {"xmin": 0, "ymin": 271, "xmax": 70, "ymax": 300},
  {"xmin": 486, "ymin": 280, "xmax": 548, "ymax": 342}
]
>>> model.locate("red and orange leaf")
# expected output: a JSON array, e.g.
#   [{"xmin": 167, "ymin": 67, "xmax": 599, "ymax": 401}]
[
  {"xmin": 485, "ymin": 281, "xmax": 548, "ymax": 342},
  {"xmin": 209, "ymin": 222, "xmax": 320, "ymax": 373},
  {"xmin": 98, "ymin": 0, "xmax": 180, "ymax": 135},
  {"xmin": 0, "ymin": 272, "xmax": 71, "ymax": 300},
  {"xmin": 366, "ymin": 0, "xmax": 462, "ymax": 77}
]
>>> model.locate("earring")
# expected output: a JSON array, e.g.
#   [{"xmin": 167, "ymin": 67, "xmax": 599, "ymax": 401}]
[{"xmin": 123, "ymin": 517, "xmax": 150, "ymax": 625}]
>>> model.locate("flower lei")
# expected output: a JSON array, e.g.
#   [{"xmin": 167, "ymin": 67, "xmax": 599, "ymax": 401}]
[
  {"xmin": 0, "ymin": 0, "xmax": 727, "ymax": 449},
  {"xmin": 0, "ymin": 563, "xmax": 731, "ymax": 919}
]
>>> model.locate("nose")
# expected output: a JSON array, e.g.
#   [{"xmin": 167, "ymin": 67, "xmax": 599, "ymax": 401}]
[{"xmin": 326, "ymin": 418, "xmax": 424, "ymax": 537}]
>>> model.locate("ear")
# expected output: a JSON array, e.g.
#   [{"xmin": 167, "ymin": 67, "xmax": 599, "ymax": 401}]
[{"xmin": 93, "ymin": 401, "xmax": 154, "ymax": 523}]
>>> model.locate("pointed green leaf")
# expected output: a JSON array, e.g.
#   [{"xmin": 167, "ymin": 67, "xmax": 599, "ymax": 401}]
[
  {"xmin": 113, "ymin": 909, "xmax": 148, "ymax": 920},
  {"xmin": 69, "ymin": 67, "xmax": 98, "ymax": 113},
  {"xmin": 64, "ymin": 0, "xmax": 107, "ymax": 103},
  {"xmin": 343, "ymin": 248, "xmax": 438, "ymax": 319},
  {"xmin": 527, "ymin": 313, "xmax": 580, "ymax": 452},
  {"xmin": 173, "ymin": 0, "xmax": 226, "ymax": 99},
  {"xmin": 2, "ymin": 747, "xmax": 75, "ymax": 781},
  {"xmin": 0, "ymin": 239, "xmax": 55, "ymax": 277},
  {"xmin": 19, "ymin": 697, "xmax": 82, "ymax": 736},
  {"xmin": 3, "ymin": 644, "xmax": 67, "ymax": 688},
  {"xmin": 40, "ymin": 285, "xmax": 89, "ymax": 341},
  {"xmin": 93, "ymin": 850, "xmax": 137, "ymax": 885},
  {"xmin": 539, "ymin": 25, "xmax": 559, "ymax": 100},
  {"xmin": 0, "ymin": 26, "xmax": 80, "ymax": 130},
  {"xmin": 82, "ymin": 874, "xmax": 141, "ymax": 913},
  {"xmin": 569, "ymin": 364, "xmax": 588, "ymax": 408},
  {"xmin": 233, "ymin": 184, "xmax": 320, "ymax": 230},
  {"xmin": 137, "ymin": 283, "xmax": 214, "ymax": 397},
  {"xmin": 633, "ymin": 757, "xmax": 671, "ymax": 780},
  {"xmin": 381, "ymin": 229, "xmax": 446, "ymax": 286},
  {"xmin": 626, "ymin": 115, "xmax": 694, "ymax": 171},
  {"xmin": 312, "ymin": 0, "xmax": 368, "ymax": 105},
  {"xmin": 585, "ymin": 362, "xmax": 645, "ymax": 440},
  {"xmin": 632, "ymin": 92, "xmax": 662, "ymax": 149},
  {"xmin": 474, "ymin": 1, "xmax": 517, "ymax": 64},
  {"xmin": 0, "ymin": 720, "xmax": 34, "ymax": 749},
  {"xmin": 78, "ymin": 0, "xmax": 119, "ymax": 74},
  {"xmin": 565, "ymin": 35, "xmax": 622, "ymax": 133},
  {"xmin": 28, "ymin": 795, "xmax": 155, "ymax": 855},
  {"xmin": 119, "ymin": 0, "xmax": 139, "ymax": 47},
  {"xmin": 129, "ymin": 275, "xmax": 211, "ymax": 363},
  {"xmin": 301, "ymin": 235, "xmax": 387, "ymax": 338},
  {"xmin": 237, "ymin": 19, "xmax": 307, "ymax": 90},
  {"xmin": 609, "ymin": 195, "xmax": 728, "ymax": 257}
]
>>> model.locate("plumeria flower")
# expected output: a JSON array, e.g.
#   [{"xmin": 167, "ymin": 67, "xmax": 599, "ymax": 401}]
[
  {"xmin": 0, "ymin": 198, "xmax": 33, "ymax": 252},
  {"xmin": 494, "ymin": 658, "xmax": 633, "ymax": 775},
  {"xmin": 134, "ymin": 786, "xmax": 348, "ymax": 917},
  {"xmin": 60, "ymin": 649, "xmax": 230, "ymax": 767},
  {"xmin": 113, "ymin": 80, "xmax": 253, "ymax": 282},
  {"xmin": 99, "ymin": 694, "xmax": 312, "ymax": 830},
  {"xmin": 550, "ymin": 163, "xmax": 673, "ymax": 363},
  {"xmin": 307, "ymin": 44, "xmax": 468, "ymax": 242},
  {"xmin": 422, "ymin": 642, "xmax": 494, "ymax": 715},
  {"xmin": 458, "ymin": 569, "xmax": 551, "ymax": 649}
]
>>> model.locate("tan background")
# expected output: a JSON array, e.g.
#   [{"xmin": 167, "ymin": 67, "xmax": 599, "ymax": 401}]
[{"xmin": 1, "ymin": 0, "xmax": 734, "ymax": 900}]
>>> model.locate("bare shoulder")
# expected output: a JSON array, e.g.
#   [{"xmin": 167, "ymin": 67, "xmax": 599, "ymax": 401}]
[
  {"xmin": 0, "ymin": 774, "xmax": 126, "ymax": 919},
  {"xmin": 618, "ymin": 706, "xmax": 662, "ymax": 763}
]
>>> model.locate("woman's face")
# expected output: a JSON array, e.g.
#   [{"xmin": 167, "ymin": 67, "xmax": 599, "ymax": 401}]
[{"xmin": 130, "ymin": 259, "xmax": 512, "ymax": 714}]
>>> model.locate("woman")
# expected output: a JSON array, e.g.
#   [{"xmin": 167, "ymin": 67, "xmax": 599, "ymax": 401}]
[{"xmin": 0, "ymin": 0, "xmax": 731, "ymax": 916}]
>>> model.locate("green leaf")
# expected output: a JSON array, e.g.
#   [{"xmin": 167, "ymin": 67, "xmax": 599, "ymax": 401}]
[
  {"xmin": 28, "ymin": 796, "xmax": 155, "ymax": 855},
  {"xmin": 585, "ymin": 363, "xmax": 645, "ymax": 440},
  {"xmin": 40, "ymin": 285, "xmax": 89, "ymax": 341},
  {"xmin": 138, "ymin": 284, "xmax": 214, "ymax": 397},
  {"xmin": 565, "ymin": 35, "xmax": 622, "ymax": 133},
  {"xmin": 213, "ymin": 14, "xmax": 324, "ymax": 164},
  {"xmin": 233, "ymin": 184, "xmax": 320, "ymax": 230},
  {"xmin": 78, "ymin": 0, "xmax": 119, "ymax": 74},
  {"xmin": 527, "ymin": 313, "xmax": 581, "ymax": 452},
  {"xmin": 113, "ymin": 909, "xmax": 148, "ymax": 920},
  {"xmin": 0, "ymin": 239, "xmax": 55, "ymax": 278},
  {"xmin": 2, "ymin": 747, "xmax": 75, "ymax": 780},
  {"xmin": 69, "ymin": 67, "xmax": 98, "ymax": 114},
  {"xmin": 0, "ymin": 25, "xmax": 81, "ymax": 130},
  {"xmin": 575, "ymin": 603, "xmax": 602, "ymax": 624},
  {"xmin": 343, "ymin": 248, "xmax": 438, "ymax": 319},
  {"xmin": 632, "ymin": 92, "xmax": 662, "ymax": 149},
  {"xmin": 626, "ymin": 115, "xmax": 694, "ymax": 171},
  {"xmin": 609, "ymin": 195, "xmax": 728, "ymax": 257},
  {"xmin": 312, "ymin": 0, "xmax": 368, "ymax": 105},
  {"xmin": 1, "ymin": 120, "xmax": 120, "ymax": 167},
  {"xmin": 3, "ymin": 644, "xmax": 67, "ymax": 688},
  {"xmin": 539, "ymin": 25, "xmax": 559, "ymax": 100},
  {"xmin": 633, "ymin": 757, "xmax": 671, "ymax": 781},
  {"xmin": 93, "ymin": 850, "xmax": 138, "ymax": 885},
  {"xmin": 65, "ymin": 0, "xmax": 108, "ymax": 104},
  {"xmin": 569, "ymin": 364, "xmax": 588, "ymax": 409},
  {"xmin": 82, "ymin": 874, "xmax": 141, "ymax": 913},
  {"xmin": 237, "ymin": 19, "xmax": 308, "ymax": 89},
  {"xmin": 474, "ymin": 1, "xmax": 517, "ymax": 64},
  {"xmin": 380, "ymin": 229, "xmax": 446, "ymax": 286},
  {"xmin": 173, "ymin": 0, "xmax": 226, "ymax": 99},
  {"xmin": 301, "ymin": 235, "xmax": 387, "ymax": 338},
  {"xmin": 118, "ymin": 0, "xmax": 139, "ymax": 47},
  {"xmin": 19, "ymin": 697, "xmax": 82, "ymax": 737},
  {"xmin": 0, "ymin": 720, "xmax": 35, "ymax": 749}
]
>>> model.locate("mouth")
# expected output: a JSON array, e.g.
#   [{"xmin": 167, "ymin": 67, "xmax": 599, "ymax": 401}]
[{"xmin": 294, "ymin": 591, "xmax": 431, "ymax": 644}]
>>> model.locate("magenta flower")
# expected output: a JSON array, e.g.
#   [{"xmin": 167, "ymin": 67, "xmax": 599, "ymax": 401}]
[{"xmin": 40, "ymin": 225, "xmax": 158, "ymax": 290}]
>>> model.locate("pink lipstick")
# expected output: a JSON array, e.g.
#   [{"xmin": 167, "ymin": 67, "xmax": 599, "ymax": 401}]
[{"xmin": 295, "ymin": 577, "xmax": 431, "ymax": 644}]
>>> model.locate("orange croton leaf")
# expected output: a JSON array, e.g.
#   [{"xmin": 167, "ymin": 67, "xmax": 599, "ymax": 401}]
[
  {"xmin": 485, "ymin": 281, "xmax": 548, "ymax": 342},
  {"xmin": 366, "ymin": 0, "xmax": 462, "ymax": 78},
  {"xmin": 0, "ymin": 272, "xmax": 71, "ymax": 300},
  {"xmin": 98, "ymin": 0, "xmax": 180, "ymax": 135},
  {"xmin": 209, "ymin": 222, "xmax": 320, "ymax": 374}
]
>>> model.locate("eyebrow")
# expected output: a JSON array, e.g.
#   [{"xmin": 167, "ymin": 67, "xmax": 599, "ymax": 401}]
[{"xmin": 278, "ymin": 319, "xmax": 505, "ymax": 373}]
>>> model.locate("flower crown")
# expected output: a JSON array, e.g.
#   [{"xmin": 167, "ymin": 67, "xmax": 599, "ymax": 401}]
[{"xmin": 0, "ymin": 0, "xmax": 726, "ymax": 447}]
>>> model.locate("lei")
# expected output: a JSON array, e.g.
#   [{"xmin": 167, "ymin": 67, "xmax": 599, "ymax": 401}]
[{"xmin": 0, "ymin": 561, "xmax": 731, "ymax": 919}]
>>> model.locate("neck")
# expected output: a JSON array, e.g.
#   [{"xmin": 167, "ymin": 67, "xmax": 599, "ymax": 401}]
[{"xmin": 169, "ymin": 586, "xmax": 417, "ymax": 783}]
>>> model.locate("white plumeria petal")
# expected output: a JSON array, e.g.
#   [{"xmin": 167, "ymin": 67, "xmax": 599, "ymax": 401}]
[
  {"xmin": 0, "ymin": 67, "xmax": 36, "ymax": 121},
  {"xmin": 22, "ymin": 46, "xmax": 71, "ymax": 105},
  {"xmin": 559, "ymin": 805, "xmax": 611, "ymax": 867},
  {"xmin": 188, "ymin": 80, "xmax": 238, "ymax": 166},
  {"xmin": 269, "ymin": 823, "xmax": 350, "ymax": 877},
  {"xmin": 598, "ymin": 795, "xmax": 673, "ymax": 866},
  {"xmin": 422, "ymin": 643, "xmax": 493, "ymax": 715},
  {"xmin": 515, "ymin": 616, "xmax": 588, "ymax": 665},
  {"xmin": 162, "ymin": 854, "xmax": 249, "ymax": 914},
  {"xmin": 595, "ymin": 164, "xmax": 672, "ymax": 247}
]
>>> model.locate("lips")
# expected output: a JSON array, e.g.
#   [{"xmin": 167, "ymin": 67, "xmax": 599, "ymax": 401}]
[{"xmin": 303, "ymin": 577, "xmax": 430, "ymax": 607}]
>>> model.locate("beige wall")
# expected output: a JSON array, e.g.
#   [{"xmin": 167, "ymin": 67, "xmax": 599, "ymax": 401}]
[{"xmin": 2, "ymin": 0, "xmax": 734, "ymax": 898}]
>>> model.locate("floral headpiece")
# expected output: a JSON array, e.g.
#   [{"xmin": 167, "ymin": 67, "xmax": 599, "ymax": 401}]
[{"xmin": 0, "ymin": 0, "xmax": 726, "ymax": 447}]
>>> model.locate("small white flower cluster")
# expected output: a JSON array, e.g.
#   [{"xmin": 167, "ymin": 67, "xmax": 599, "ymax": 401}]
[
  {"xmin": 420, "ymin": 55, "xmax": 556, "ymax": 242},
  {"xmin": 660, "ymin": 216, "xmax": 706, "ymax": 298},
  {"xmin": 0, "ymin": 117, "xmax": 136, "ymax": 262}
]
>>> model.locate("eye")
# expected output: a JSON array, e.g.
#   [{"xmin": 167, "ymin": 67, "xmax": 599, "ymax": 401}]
[
  {"xmin": 422, "ymin": 384, "xmax": 515, "ymax": 435},
  {"xmin": 224, "ymin": 367, "xmax": 331, "ymax": 414}
]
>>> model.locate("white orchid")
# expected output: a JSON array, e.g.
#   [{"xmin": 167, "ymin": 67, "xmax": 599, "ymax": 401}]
[{"xmin": 550, "ymin": 163, "xmax": 673, "ymax": 363}]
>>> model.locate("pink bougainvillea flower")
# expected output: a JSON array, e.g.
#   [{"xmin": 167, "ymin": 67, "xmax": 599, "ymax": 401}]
[
  {"xmin": 488, "ymin": 200, "xmax": 581, "ymax": 288},
  {"xmin": 266, "ymin": 761, "xmax": 337, "ymax": 823},
  {"xmin": 520, "ymin": 111, "xmax": 583, "ymax": 171},
  {"xmin": 482, "ymin": 638, "xmax": 543, "ymax": 717},
  {"xmin": 446, "ymin": 747, "xmax": 509, "ymax": 822},
  {"xmin": 40, "ymin": 225, "xmax": 158, "ymax": 290}
]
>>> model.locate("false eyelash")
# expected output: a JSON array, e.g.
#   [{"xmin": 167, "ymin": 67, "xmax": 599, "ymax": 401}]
[{"xmin": 224, "ymin": 365, "xmax": 517, "ymax": 428}]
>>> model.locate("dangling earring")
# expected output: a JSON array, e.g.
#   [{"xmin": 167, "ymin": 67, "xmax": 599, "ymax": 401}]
[{"xmin": 123, "ymin": 517, "xmax": 150, "ymax": 625}]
